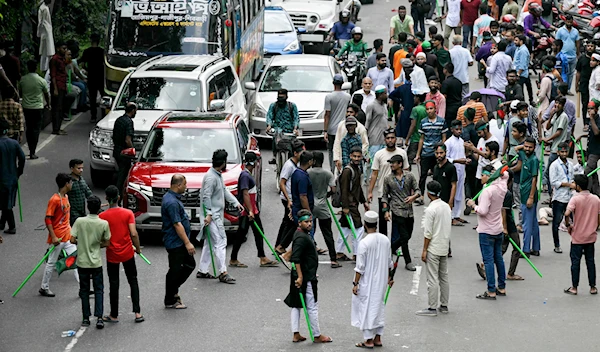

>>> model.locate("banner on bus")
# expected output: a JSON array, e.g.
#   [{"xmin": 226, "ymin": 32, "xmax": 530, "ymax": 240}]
[{"xmin": 119, "ymin": 0, "xmax": 222, "ymax": 26}]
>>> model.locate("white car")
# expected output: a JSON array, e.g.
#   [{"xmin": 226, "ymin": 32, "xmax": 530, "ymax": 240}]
[
  {"xmin": 268, "ymin": 0, "xmax": 342, "ymax": 54},
  {"xmin": 245, "ymin": 54, "xmax": 350, "ymax": 140},
  {"xmin": 89, "ymin": 55, "xmax": 246, "ymax": 187}
]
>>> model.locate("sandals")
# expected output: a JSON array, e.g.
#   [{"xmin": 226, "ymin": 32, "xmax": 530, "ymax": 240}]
[
  {"xmin": 165, "ymin": 301, "xmax": 187, "ymax": 309},
  {"xmin": 496, "ymin": 289, "xmax": 507, "ymax": 296},
  {"xmin": 456, "ymin": 218, "xmax": 469, "ymax": 224},
  {"xmin": 196, "ymin": 272, "xmax": 217, "ymax": 279},
  {"xmin": 355, "ymin": 342, "xmax": 374, "ymax": 349},
  {"xmin": 313, "ymin": 336, "xmax": 333, "ymax": 343},
  {"xmin": 102, "ymin": 316, "xmax": 119, "ymax": 323},
  {"xmin": 331, "ymin": 262, "xmax": 342, "ymax": 268},
  {"xmin": 135, "ymin": 316, "xmax": 145, "ymax": 323},
  {"xmin": 591, "ymin": 287, "xmax": 598, "ymax": 295},
  {"xmin": 451, "ymin": 221, "xmax": 465, "ymax": 227},
  {"xmin": 317, "ymin": 248, "xmax": 328, "ymax": 255},
  {"xmin": 219, "ymin": 273, "xmax": 236, "ymax": 284},
  {"xmin": 337, "ymin": 255, "xmax": 353, "ymax": 261},
  {"xmin": 564, "ymin": 287, "xmax": 577, "ymax": 295},
  {"xmin": 229, "ymin": 262, "xmax": 248, "ymax": 268},
  {"xmin": 476, "ymin": 291, "xmax": 496, "ymax": 300},
  {"xmin": 260, "ymin": 260, "xmax": 279, "ymax": 267}
]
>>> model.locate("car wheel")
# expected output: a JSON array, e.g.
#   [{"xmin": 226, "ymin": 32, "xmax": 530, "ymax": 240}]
[{"xmin": 90, "ymin": 166, "xmax": 113, "ymax": 188}]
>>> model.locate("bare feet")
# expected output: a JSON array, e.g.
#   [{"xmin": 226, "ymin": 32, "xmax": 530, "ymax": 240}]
[
  {"xmin": 292, "ymin": 332, "xmax": 306, "ymax": 342},
  {"xmin": 313, "ymin": 335, "xmax": 333, "ymax": 343}
]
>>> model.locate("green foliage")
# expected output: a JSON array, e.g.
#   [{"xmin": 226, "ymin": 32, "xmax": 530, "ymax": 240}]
[{"xmin": 53, "ymin": 0, "xmax": 109, "ymax": 48}]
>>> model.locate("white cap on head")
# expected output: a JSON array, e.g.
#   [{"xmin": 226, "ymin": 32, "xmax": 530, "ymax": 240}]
[
  {"xmin": 416, "ymin": 52, "xmax": 426, "ymax": 59},
  {"xmin": 510, "ymin": 100, "xmax": 520, "ymax": 110},
  {"xmin": 364, "ymin": 210, "xmax": 379, "ymax": 224},
  {"xmin": 374, "ymin": 85, "xmax": 387, "ymax": 93},
  {"xmin": 593, "ymin": 53, "xmax": 600, "ymax": 61}
]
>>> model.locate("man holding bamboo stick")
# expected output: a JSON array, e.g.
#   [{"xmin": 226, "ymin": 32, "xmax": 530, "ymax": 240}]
[
  {"xmin": 351, "ymin": 211, "xmax": 393, "ymax": 348},
  {"xmin": 515, "ymin": 138, "xmax": 541, "ymax": 256},
  {"xmin": 284, "ymin": 209, "xmax": 332, "ymax": 343}
]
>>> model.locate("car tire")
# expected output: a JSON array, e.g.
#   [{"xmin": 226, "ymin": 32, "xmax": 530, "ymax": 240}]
[{"xmin": 90, "ymin": 166, "xmax": 113, "ymax": 188}]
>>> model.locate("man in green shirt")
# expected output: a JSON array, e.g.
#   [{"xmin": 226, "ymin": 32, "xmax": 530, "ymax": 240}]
[
  {"xmin": 514, "ymin": 138, "xmax": 540, "ymax": 256},
  {"xmin": 71, "ymin": 196, "xmax": 111, "ymax": 329},
  {"xmin": 405, "ymin": 94, "xmax": 427, "ymax": 163},
  {"xmin": 431, "ymin": 34, "xmax": 450, "ymax": 82},
  {"xmin": 390, "ymin": 5, "xmax": 415, "ymax": 42},
  {"xmin": 18, "ymin": 60, "xmax": 50, "ymax": 159}
]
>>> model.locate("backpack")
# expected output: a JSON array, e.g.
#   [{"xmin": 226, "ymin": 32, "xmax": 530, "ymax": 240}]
[
  {"xmin": 541, "ymin": 0, "xmax": 552, "ymax": 16},
  {"xmin": 544, "ymin": 75, "xmax": 558, "ymax": 102},
  {"xmin": 415, "ymin": 0, "xmax": 431, "ymax": 16},
  {"xmin": 332, "ymin": 165, "xmax": 355, "ymax": 208}
]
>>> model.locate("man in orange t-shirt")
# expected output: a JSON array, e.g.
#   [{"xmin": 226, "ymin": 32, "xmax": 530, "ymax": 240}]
[
  {"xmin": 40, "ymin": 173, "xmax": 79, "ymax": 297},
  {"xmin": 456, "ymin": 91, "xmax": 488, "ymax": 127}
]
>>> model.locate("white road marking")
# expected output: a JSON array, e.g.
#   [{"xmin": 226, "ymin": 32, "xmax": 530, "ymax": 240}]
[
  {"xmin": 64, "ymin": 326, "xmax": 87, "ymax": 352},
  {"xmin": 22, "ymin": 112, "xmax": 83, "ymax": 155},
  {"xmin": 409, "ymin": 266, "xmax": 422, "ymax": 296}
]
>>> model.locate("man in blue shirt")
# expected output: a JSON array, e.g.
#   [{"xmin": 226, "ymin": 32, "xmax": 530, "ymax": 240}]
[
  {"xmin": 327, "ymin": 10, "xmax": 355, "ymax": 41},
  {"xmin": 161, "ymin": 174, "xmax": 195, "ymax": 309},
  {"xmin": 514, "ymin": 34, "xmax": 534, "ymax": 105},
  {"xmin": 556, "ymin": 14, "xmax": 580, "ymax": 94},
  {"xmin": 291, "ymin": 151, "xmax": 315, "ymax": 223}
]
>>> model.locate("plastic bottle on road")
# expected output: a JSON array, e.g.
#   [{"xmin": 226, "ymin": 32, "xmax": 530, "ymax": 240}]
[{"xmin": 61, "ymin": 330, "xmax": 76, "ymax": 337}]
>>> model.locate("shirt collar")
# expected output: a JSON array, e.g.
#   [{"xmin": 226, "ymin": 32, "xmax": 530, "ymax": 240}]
[
  {"xmin": 88, "ymin": 214, "xmax": 99, "ymax": 218},
  {"xmin": 168, "ymin": 189, "xmax": 182, "ymax": 199},
  {"xmin": 210, "ymin": 167, "xmax": 223, "ymax": 176}
]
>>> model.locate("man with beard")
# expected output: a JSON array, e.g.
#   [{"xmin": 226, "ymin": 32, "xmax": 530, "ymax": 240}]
[
  {"xmin": 445, "ymin": 120, "xmax": 470, "ymax": 225},
  {"xmin": 416, "ymin": 53, "xmax": 437, "ymax": 82},
  {"xmin": 390, "ymin": 5, "xmax": 415, "ymax": 42},
  {"xmin": 368, "ymin": 129, "xmax": 409, "ymax": 236},
  {"xmin": 481, "ymin": 40, "xmax": 513, "ymax": 93},
  {"xmin": 367, "ymin": 54, "xmax": 395, "ymax": 96},
  {"xmin": 425, "ymin": 76, "xmax": 445, "ymax": 118},
  {"xmin": 515, "ymin": 138, "xmax": 540, "ymax": 256},
  {"xmin": 403, "ymin": 93, "xmax": 428, "ymax": 164},
  {"xmin": 501, "ymin": 69, "xmax": 525, "ymax": 110},
  {"xmin": 576, "ymin": 42, "xmax": 595, "ymax": 131},
  {"xmin": 366, "ymin": 86, "xmax": 391, "ymax": 162},
  {"xmin": 432, "ymin": 143, "xmax": 458, "ymax": 217}
]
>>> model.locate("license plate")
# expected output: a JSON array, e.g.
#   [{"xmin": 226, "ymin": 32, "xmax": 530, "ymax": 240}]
[{"xmin": 299, "ymin": 34, "xmax": 323, "ymax": 42}]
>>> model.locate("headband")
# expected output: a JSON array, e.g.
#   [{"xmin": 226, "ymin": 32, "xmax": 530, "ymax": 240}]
[
  {"xmin": 476, "ymin": 123, "xmax": 489, "ymax": 131},
  {"xmin": 482, "ymin": 170, "xmax": 492, "ymax": 176},
  {"xmin": 425, "ymin": 101, "xmax": 436, "ymax": 108},
  {"xmin": 427, "ymin": 190, "xmax": 441, "ymax": 196},
  {"xmin": 298, "ymin": 215, "xmax": 312, "ymax": 222}
]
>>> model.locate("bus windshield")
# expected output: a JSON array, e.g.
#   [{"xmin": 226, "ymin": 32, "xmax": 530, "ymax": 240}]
[{"xmin": 107, "ymin": 0, "xmax": 221, "ymax": 67}]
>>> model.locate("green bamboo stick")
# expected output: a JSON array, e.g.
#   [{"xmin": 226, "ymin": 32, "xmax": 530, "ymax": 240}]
[
  {"xmin": 345, "ymin": 214, "xmax": 358, "ymax": 240},
  {"xmin": 587, "ymin": 165, "xmax": 600, "ymax": 177},
  {"xmin": 292, "ymin": 262, "xmax": 314, "ymax": 342},
  {"xmin": 17, "ymin": 181, "xmax": 22, "ymax": 222},
  {"xmin": 133, "ymin": 246, "xmax": 151, "ymax": 265},
  {"xmin": 508, "ymin": 237, "xmax": 543, "ymax": 278},
  {"xmin": 384, "ymin": 249, "xmax": 402, "ymax": 305},
  {"xmin": 13, "ymin": 246, "xmax": 56, "ymax": 297},
  {"xmin": 326, "ymin": 199, "xmax": 351, "ymax": 253},
  {"xmin": 472, "ymin": 165, "xmax": 511, "ymax": 201},
  {"xmin": 62, "ymin": 249, "xmax": 67, "ymax": 258},
  {"xmin": 202, "ymin": 205, "xmax": 217, "ymax": 277},
  {"xmin": 252, "ymin": 220, "xmax": 281, "ymax": 262}
]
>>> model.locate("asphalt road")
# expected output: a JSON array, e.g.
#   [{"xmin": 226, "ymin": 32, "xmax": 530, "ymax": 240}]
[{"xmin": 1, "ymin": 3, "xmax": 599, "ymax": 352}]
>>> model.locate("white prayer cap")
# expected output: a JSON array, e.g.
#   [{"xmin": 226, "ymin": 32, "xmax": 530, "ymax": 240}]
[
  {"xmin": 374, "ymin": 85, "xmax": 387, "ymax": 93},
  {"xmin": 364, "ymin": 210, "xmax": 379, "ymax": 224},
  {"xmin": 416, "ymin": 52, "xmax": 426, "ymax": 59},
  {"xmin": 510, "ymin": 100, "xmax": 520, "ymax": 110},
  {"xmin": 593, "ymin": 53, "xmax": 600, "ymax": 61}
]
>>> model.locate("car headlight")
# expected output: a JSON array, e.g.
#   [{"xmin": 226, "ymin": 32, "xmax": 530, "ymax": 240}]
[
  {"xmin": 90, "ymin": 127, "xmax": 114, "ymax": 148},
  {"xmin": 309, "ymin": 15, "xmax": 318, "ymax": 23},
  {"xmin": 253, "ymin": 104, "xmax": 267, "ymax": 118},
  {"xmin": 283, "ymin": 40, "xmax": 299, "ymax": 52}
]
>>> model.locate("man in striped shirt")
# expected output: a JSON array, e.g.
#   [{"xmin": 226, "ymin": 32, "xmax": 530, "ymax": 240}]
[
  {"xmin": 415, "ymin": 100, "xmax": 447, "ymax": 202},
  {"xmin": 456, "ymin": 91, "xmax": 488, "ymax": 127}
]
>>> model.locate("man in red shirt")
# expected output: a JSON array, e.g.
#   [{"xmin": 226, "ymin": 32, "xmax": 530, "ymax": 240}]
[
  {"xmin": 461, "ymin": 0, "xmax": 481, "ymax": 48},
  {"xmin": 99, "ymin": 185, "xmax": 144, "ymax": 322},
  {"xmin": 49, "ymin": 41, "xmax": 68, "ymax": 135},
  {"xmin": 563, "ymin": 175, "xmax": 600, "ymax": 295}
]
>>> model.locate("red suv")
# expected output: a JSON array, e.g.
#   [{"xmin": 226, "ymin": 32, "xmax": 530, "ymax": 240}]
[{"xmin": 124, "ymin": 112, "xmax": 261, "ymax": 234}]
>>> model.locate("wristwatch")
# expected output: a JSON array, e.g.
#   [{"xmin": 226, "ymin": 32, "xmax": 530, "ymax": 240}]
[{"xmin": 353, "ymin": 281, "xmax": 359, "ymax": 287}]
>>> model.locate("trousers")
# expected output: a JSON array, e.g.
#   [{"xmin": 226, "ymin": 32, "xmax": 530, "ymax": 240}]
[
  {"xmin": 291, "ymin": 281, "xmax": 321, "ymax": 336},
  {"xmin": 198, "ymin": 219, "xmax": 228, "ymax": 274},
  {"xmin": 519, "ymin": 76, "xmax": 534, "ymax": 104},
  {"xmin": 107, "ymin": 257, "xmax": 140, "ymax": 317},
  {"xmin": 24, "ymin": 108, "xmax": 43, "ymax": 155},
  {"xmin": 336, "ymin": 225, "xmax": 364, "ymax": 255},
  {"xmin": 479, "ymin": 233, "xmax": 506, "ymax": 293},
  {"xmin": 571, "ymin": 243, "xmax": 596, "ymax": 288},
  {"xmin": 584, "ymin": 153, "xmax": 600, "ymax": 197},
  {"xmin": 551, "ymin": 201, "xmax": 568, "ymax": 248},
  {"xmin": 521, "ymin": 203, "xmax": 540, "ymax": 253},
  {"xmin": 165, "ymin": 245, "xmax": 196, "ymax": 305},
  {"xmin": 363, "ymin": 327, "xmax": 384, "ymax": 340},
  {"xmin": 391, "ymin": 215, "xmax": 413, "ymax": 264},
  {"xmin": 276, "ymin": 199, "xmax": 296, "ymax": 249},
  {"xmin": 418, "ymin": 155, "xmax": 437, "ymax": 196},
  {"xmin": 88, "ymin": 80, "xmax": 104, "ymax": 120},
  {"xmin": 426, "ymin": 252, "xmax": 449, "ymax": 309},
  {"xmin": 313, "ymin": 218, "xmax": 337, "ymax": 262},
  {"xmin": 78, "ymin": 266, "xmax": 103, "ymax": 319},
  {"xmin": 50, "ymin": 88, "xmax": 66, "ymax": 133},
  {"xmin": 0, "ymin": 209, "xmax": 15, "ymax": 231},
  {"xmin": 114, "ymin": 152, "xmax": 132, "ymax": 204},
  {"xmin": 231, "ymin": 214, "xmax": 267, "ymax": 260},
  {"xmin": 502, "ymin": 232, "xmax": 521, "ymax": 276},
  {"xmin": 41, "ymin": 241, "xmax": 79, "ymax": 289}
]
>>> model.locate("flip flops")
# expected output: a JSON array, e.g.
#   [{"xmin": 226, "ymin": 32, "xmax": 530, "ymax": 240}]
[
  {"xmin": 564, "ymin": 287, "xmax": 577, "ymax": 295},
  {"xmin": 355, "ymin": 342, "xmax": 374, "ymax": 349},
  {"xmin": 102, "ymin": 316, "xmax": 119, "ymax": 323},
  {"xmin": 229, "ymin": 262, "xmax": 248, "ymax": 268},
  {"xmin": 196, "ymin": 272, "xmax": 217, "ymax": 279},
  {"xmin": 476, "ymin": 291, "xmax": 496, "ymax": 300},
  {"xmin": 331, "ymin": 262, "xmax": 342, "ymax": 268},
  {"xmin": 260, "ymin": 261, "xmax": 279, "ymax": 267}
]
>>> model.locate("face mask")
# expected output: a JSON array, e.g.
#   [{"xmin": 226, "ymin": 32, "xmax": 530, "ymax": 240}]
[{"xmin": 277, "ymin": 97, "xmax": 286, "ymax": 105}]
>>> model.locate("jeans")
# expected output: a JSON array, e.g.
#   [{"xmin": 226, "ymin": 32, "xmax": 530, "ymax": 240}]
[
  {"xmin": 24, "ymin": 108, "xmax": 43, "ymax": 156},
  {"xmin": 165, "ymin": 245, "xmax": 196, "ymax": 305},
  {"xmin": 412, "ymin": 9, "xmax": 425, "ymax": 34},
  {"xmin": 521, "ymin": 203, "xmax": 540, "ymax": 253},
  {"xmin": 275, "ymin": 199, "xmax": 296, "ymax": 249},
  {"xmin": 462, "ymin": 25, "xmax": 474, "ymax": 48},
  {"xmin": 567, "ymin": 57, "xmax": 577, "ymax": 92},
  {"xmin": 544, "ymin": 153, "xmax": 558, "ymax": 197},
  {"xmin": 551, "ymin": 201, "xmax": 568, "ymax": 248},
  {"xmin": 502, "ymin": 232, "xmax": 521, "ymax": 276},
  {"xmin": 479, "ymin": 233, "xmax": 506, "ymax": 293},
  {"xmin": 107, "ymin": 257, "xmax": 140, "ymax": 317},
  {"xmin": 313, "ymin": 217, "xmax": 337, "ymax": 262},
  {"xmin": 88, "ymin": 80, "xmax": 103, "ymax": 120},
  {"xmin": 570, "ymin": 243, "xmax": 596, "ymax": 288},
  {"xmin": 519, "ymin": 76, "xmax": 534, "ymax": 104},
  {"xmin": 41, "ymin": 241, "xmax": 79, "ymax": 289},
  {"xmin": 50, "ymin": 88, "xmax": 66, "ymax": 133},
  {"xmin": 231, "ymin": 214, "xmax": 266, "ymax": 260},
  {"xmin": 427, "ymin": 0, "xmax": 436, "ymax": 18},
  {"xmin": 418, "ymin": 155, "xmax": 437, "ymax": 197},
  {"xmin": 426, "ymin": 252, "xmax": 449, "ymax": 309},
  {"xmin": 78, "ymin": 267, "xmax": 104, "ymax": 319},
  {"xmin": 72, "ymin": 81, "xmax": 88, "ymax": 107},
  {"xmin": 584, "ymin": 153, "xmax": 600, "ymax": 197},
  {"xmin": 291, "ymin": 282, "xmax": 320, "ymax": 336},
  {"xmin": 391, "ymin": 215, "xmax": 413, "ymax": 264},
  {"xmin": 581, "ymin": 88, "xmax": 590, "ymax": 126},
  {"xmin": 327, "ymin": 136, "xmax": 335, "ymax": 173},
  {"xmin": 113, "ymin": 151, "xmax": 132, "ymax": 204}
]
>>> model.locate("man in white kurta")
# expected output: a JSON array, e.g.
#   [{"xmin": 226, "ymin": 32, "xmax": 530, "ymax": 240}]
[
  {"xmin": 352, "ymin": 211, "xmax": 393, "ymax": 348},
  {"xmin": 445, "ymin": 119, "xmax": 468, "ymax": 222},
  {"xmin": 37, "ymin": 0, "xmax": 55, "ymax": 71}
]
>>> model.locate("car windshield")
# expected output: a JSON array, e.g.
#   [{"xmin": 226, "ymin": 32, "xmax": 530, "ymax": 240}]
[
  {"xmin": 265, "ymin": 11, "xmax": 294, "ymax": 33},
  {"xmin": 141, "ymin": 128, "xmax": 240, "ymax": 163},
  {"xmin": 259, "ymin": 65, "xmax": 333, "ymax": 92},
  {"xmin": 117, "ymin": 78, "xmax": 203, "ymax": 111}
]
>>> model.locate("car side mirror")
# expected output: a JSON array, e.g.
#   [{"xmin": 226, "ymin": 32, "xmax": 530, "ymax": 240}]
[
  {"xmin": 120, "ymin": 147, "xmax": 137, "ymax": 159},
  {"xmin": 101, "ymin": 96, "xmax": 113, "ymax": 108},
  {"xmin": 297, "ymin": 27, "xmax": 307, "ymax": 34},
  {"xmin": 209, "ymin": 99, "xmax": 226, "ymax": 111},
  {"xmin": 244, "ymin": 81, "xmax": 257, "ymax": 90},
  {"xmin": 341, "ymin": 82, "xmax": 352, "ymax": 90}
]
